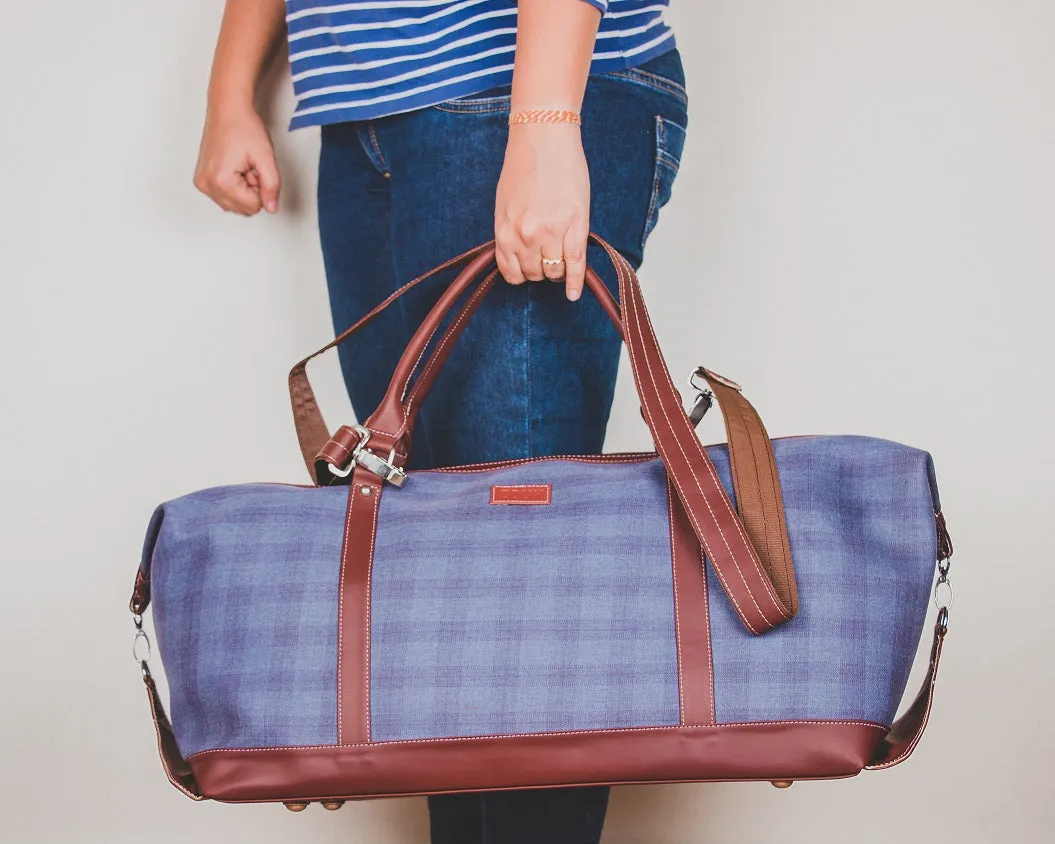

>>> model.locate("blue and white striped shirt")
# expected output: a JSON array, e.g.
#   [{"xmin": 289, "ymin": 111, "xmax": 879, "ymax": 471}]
[{"xmin": 285, "ymin": 1, "xmax": 675, "ymax": 129}]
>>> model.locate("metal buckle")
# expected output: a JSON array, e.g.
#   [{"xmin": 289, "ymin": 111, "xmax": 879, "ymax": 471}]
[
  {"xmin": 686, "ymin": 368, "xmax": 716, "ymax": 427},
  {"xmin": 689, "ymin": 366, "xmax": 742, "ymax": 393},
  {"xmin": 327, "ymin": 425, "xmax": 408, "ymax": 487}
]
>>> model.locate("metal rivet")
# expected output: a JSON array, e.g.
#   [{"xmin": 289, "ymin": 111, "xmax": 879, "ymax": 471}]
[
  {"xmin": 321, "ymin": 800, "xmax": 345, "ymax": 811},
  {"xmin": 359, "ymin": 485, "xmax": 373, "ymax": 496},
  {"xmin": 771, "ymin": 780, "xmax": 794, "ymax": 789},
  {"xmin": 284, "ymin": 801, "xmax": 309, "ymax": 812}
]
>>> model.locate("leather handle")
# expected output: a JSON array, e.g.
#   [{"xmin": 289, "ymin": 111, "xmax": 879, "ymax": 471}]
[
  {"xmin": 363, "ymin": 275, "xmax": 799, "ymax": 622},
  {"xmin": 289, "ymin": 241, "xmax": 493, "ymax": 485},
  {"xmin": 311, "ymin": 233, "xmax": 796, "ymax": 635},
  {"xmin": 357, "ymin": 255, "xmax": 621, "ymax": 460}
]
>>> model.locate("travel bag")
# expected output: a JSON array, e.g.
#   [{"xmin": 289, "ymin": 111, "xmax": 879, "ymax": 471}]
[{"xmin": 130, "ymin": 235, "xmax": 953, "ymax": 808}]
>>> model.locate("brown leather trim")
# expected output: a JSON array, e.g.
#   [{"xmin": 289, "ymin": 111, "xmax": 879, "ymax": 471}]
[
  {"xmin": 358, "ymin": 248, "xmax": 497, "ymax": 455},
  {"xmin": 143, "ymin": 671, "xmax": 202, "ymax": 800},
  {"xmin": 288, "ymin": 242, "xmax": 492, "ymax": 484},
  {"xmin": 334, "ymin": 234, "xmax": 796, "ymax": 636},
  {"xmin": 133, "ymin": 570, "xmax": 948, "ymax": 802},
  {"xmin": 489, "ymin": 484, "xmax": 552, "ymax": 505},
  {"xmin": 867, "ymin": 619, "xmax": 946, "ymax": 769},
  {"xmin": 130, "ymin": 568, "xmax": 150, "ymax": 615},
  {"xmin": 337, "ymin": 470, "xmax": 382, "ymax": 745},
  {"xmin": 667, "ymin": 479, "xmax": 715, "ymax": 726},
  {"xmin": 187, "ymin": 721, "xmax": 885, "ymax": 802},
  {"xmin": 594, "ymin": 242, "xmax": 796, "ymax": 634}
]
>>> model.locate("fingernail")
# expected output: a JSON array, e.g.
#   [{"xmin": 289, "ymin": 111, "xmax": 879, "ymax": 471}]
[
  {"xmin": 568, "ymin": 288, "xmax": 581, "ymax": 301},
  {"xmin": 266, "ymin": 201, "xmax": 277, "ymax": 213}
]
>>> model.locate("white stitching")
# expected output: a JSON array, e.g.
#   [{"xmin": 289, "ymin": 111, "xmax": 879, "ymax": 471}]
[
  {"xmin": 622, "ymin": 248, "xmax": 789, "ymax": 620},
  {"xmin": 186, "ymin": 720, "xmax": 887, "ymax": 757},
  {"xmin": 605, "ymin": 242, "xmax": 790, "ymax": 629},
  {"xmin": 666, "ymin": 479, "xmax": 686, "ymax": 725},
  {"xmin": 363, "ymin": 481, "xmax": 381, "ymax": 741},
  {"xmin": 615, "ymin": 245, "xmax": 773, "ymax": 622},
  {"xmin": 604, "ymin": 244, "xmax": 764, "ymax": 633},
  {"xmin": 701, "ymin": 542, "xmax": 716, "ymax": 725},
  {"xmin": 336, "ymin": 488, "xmax": 353, "ymax": 744}
]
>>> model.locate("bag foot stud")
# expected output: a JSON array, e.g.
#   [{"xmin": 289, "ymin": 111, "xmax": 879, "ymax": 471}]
[
  {"xmin": 771, "ymin": 780, "xmax": 794, "ymax": 789},
  {"xmin": 321, "ymin": 800, "xmax": 345, "ymax": 811},
  {"xmin": 284, "ymin": 801, "xmax": 310, "ymax": 812}
]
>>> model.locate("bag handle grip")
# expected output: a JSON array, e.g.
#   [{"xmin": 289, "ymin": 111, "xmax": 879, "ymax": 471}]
[
  {"xmin": 295, "ymin": 233, "xmax": 795, "ymax": 634},
  {"xmin": 324, "ymin": 262, "xmax": 800, "ymax": 621}
]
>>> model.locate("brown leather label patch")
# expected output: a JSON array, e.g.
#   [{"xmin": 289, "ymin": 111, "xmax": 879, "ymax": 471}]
[{"xmin": 489, "ymin": 484, "xmax": 552, "ymax": 505}]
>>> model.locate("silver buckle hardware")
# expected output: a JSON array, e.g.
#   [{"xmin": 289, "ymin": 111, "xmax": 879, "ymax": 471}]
[
  {"xmin": 327, "ymin": 424, "xmax": 408, "ymax": 487},
  {"xmin": 686, "ymin": 368, "xmax": 716, "ymax": 428},
  {"xmin": 690, "ymin": 365, "xmax": 742, "ymax": 393}
]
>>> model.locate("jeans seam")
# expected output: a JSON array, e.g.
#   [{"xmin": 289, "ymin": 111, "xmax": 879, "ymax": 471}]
[
  {"xmin": 364, "ymin": 122, "xmax": 390, "ymax": 174},
  {"xmin": 433, "ymin": 97, "xmax": 511, "ymax": 115},
  {"xmin": 525, "ymin": 287, "xmax": 534, "ymax": 457},
  {"xmin": 602, "ymin": 67, "xmax": 688, "ymax": 106},
  {"xmin": 642, "ymin": 116, "xmax": 665, "ymax": 251}
]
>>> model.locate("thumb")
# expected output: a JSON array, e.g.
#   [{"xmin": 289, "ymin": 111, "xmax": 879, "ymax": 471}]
[{"xmin": 253, "ymin": 147, "xmax": 282, "ymax": 214}]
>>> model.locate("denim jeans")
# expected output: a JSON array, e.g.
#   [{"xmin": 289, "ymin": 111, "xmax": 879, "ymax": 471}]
[{"xmin": 317, "ymin": 46, "xmax": 688, "ymax": 844}]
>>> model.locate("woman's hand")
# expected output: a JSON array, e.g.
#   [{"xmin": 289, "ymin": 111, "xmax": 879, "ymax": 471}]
[
  {"xmin": 494, "ymin": 123, "xmax": 590, "ymax": 300},
  {"xmin": 193, "ymin": 0, "xmax": 287, "ymax": 215},
  {"xmin": 194, "ymin": 105, "xmax": 281, "ymax": 216},
  {"xmin": 495, "ymin": 0, "xmax": 601, "ymax": 301}
]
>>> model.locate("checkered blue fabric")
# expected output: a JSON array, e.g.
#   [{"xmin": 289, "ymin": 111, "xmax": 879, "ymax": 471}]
[
  {"xmin": 146, "ymin": 485, "xmax": 347, "ymax": 758},
  {"xmin": 142, "ymin": 436, "xmax": 939, "ymax": 757},
  {"xmin": 368, "ymin": 458, "xmax": 680, "ymax": 741},
  {"xmin": 705, "ymin": 437, "xmax": 936, "ymax": 725}
]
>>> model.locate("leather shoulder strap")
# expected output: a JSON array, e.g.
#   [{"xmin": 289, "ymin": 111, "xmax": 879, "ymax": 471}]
[
  {"xmin": 376, "ymin": 275, "xmax": 800, "ymax": 625},
  {"xmin": 289, "ymin": 242, "xmax": 491, "ymax": 483},
  {"xmin": 867, "ymin": 617, "xmax": 947, "ymax": 769}
]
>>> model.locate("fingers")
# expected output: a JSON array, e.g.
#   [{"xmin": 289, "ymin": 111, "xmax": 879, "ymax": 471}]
[
  {"xmin": 255, "ymin": 154, "xmax": 282, "ymax": 214},
  {"xmin": 193, "ymin": 113, "xmax": 281, "ymax": 217},
  {"xmin": 495, "ymin": 238, "xmax": 526, "ymax": 285},
  {"xmin": 213, "ymin": 170, "xmax": 263, "ymax": 216},
  {"xmin": 562, "ymin": 223, "xmax": 589, "ymax": 302},
  {"xmin": 515, "ymin": 220, "xmax": 546, "ymax": 282},
  {"xmin": 496, "ymin": 219, "xmax": 590, "ymax": 302},
  {"xmin": 540, "ymin": 234, "xmax": 566, "ymax": 282}
]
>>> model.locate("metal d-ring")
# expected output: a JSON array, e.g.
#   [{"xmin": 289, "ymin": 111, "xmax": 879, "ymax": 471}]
[
  {"xmin": 932, "ymin": 576, "xmax": 954, "ymax": 612},
  {"xmin": 327, "ymin": 425, "xmax": 372, "ymax": 479},
  {"xmin": 327, "ymin": 424, "xmax": 407, "ymax": 487},
  {"xmin": 133, "ymin": 620, "xmax": 152, "ymax": 665}
]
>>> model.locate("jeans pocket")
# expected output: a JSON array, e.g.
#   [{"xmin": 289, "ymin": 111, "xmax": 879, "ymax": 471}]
[
  {"xmin": 432, "ymin": 85, "xmax": 512, "ymax": 114},
  {"xmin": 641, "ymin": 115, "xmax": 687, "ymax": 250}
]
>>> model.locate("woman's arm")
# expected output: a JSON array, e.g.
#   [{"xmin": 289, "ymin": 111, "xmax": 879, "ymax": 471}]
[
  {"xmin": 495, "ymin": 0, "xmax": 604, "ymax": 300},
  {"xmin": 193, "ymin": 0, "xmax": 287, "ymax": 216}
]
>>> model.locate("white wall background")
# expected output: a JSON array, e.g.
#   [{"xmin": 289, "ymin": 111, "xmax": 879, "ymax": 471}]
[{"xmin": 2, "ymin": 1, "xmax": 1051, "ymax": 842}]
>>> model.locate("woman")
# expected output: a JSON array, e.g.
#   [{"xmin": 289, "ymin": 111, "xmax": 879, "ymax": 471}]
[{"xmin": 194, "ymin": 1, "xmax": 687, "ymax": 841}]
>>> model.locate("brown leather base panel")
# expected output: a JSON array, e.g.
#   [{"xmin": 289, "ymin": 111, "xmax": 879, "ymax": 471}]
[{"xmin": 188, "ymin": 722, "xmax": 886, "ymax": 803}]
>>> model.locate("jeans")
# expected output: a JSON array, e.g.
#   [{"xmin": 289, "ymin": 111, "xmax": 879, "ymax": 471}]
[{"xmin": 316, "ymin": 46, "xmax": 688, "ymax": 844}]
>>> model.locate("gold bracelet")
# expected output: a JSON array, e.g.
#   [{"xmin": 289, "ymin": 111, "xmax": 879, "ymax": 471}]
[{"xmin": 509, "ymin": 109, "xmax": 582, "ymax": 127}]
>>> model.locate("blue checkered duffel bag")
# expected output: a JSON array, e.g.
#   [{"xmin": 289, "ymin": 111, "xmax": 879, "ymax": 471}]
[{"xmin": 130, "ymin": 236, "xmax": 953, "ymax": 808}]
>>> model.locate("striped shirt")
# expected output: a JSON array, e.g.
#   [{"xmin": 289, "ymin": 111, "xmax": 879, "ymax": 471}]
[{"xmin": 285, "ymin": 1, "xmax": 675, "ymax": 129}]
